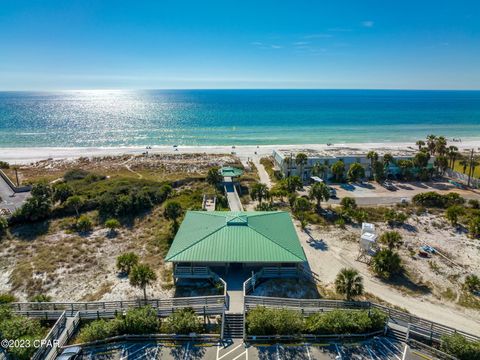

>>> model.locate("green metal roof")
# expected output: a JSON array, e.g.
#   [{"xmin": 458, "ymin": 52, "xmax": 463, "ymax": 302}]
[
  {"xmin": 219, "ymin": 166, "xmax": 243, "ymax": 177},
  {"xmin": 165, "ymin": 211, "xmax": 307, "ymax": 263}
]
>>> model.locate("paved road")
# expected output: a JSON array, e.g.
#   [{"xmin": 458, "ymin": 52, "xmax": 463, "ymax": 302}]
[
  {"xmin": 76, "ymin": 337, "xmax": 412, "ymax": 360},
  {"xmin": 0, "ymin": 175, "xmax": 29, "ymax": 214}
]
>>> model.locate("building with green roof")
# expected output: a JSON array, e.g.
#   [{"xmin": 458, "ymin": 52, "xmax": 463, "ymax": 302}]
[
  {"xmin": 219, "ymin": 166, "xmax": 244, "ymax": 178},
  {"xmin": 165, "ymin": 211, "xmax": 307, "ymax": 278}
]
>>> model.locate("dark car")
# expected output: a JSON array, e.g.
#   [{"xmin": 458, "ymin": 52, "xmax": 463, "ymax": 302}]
[
  {"xmin": 382, "ymin": 181, "xmax": 396, "ymax": 191},
  {"xmin": 57, "ymin": 346, "xmax": 82, "ymax": 360}
]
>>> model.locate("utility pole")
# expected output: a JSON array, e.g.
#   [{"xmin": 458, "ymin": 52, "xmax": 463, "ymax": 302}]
[{"xmin": 467, "ymin": 148, "xmax": 474, "ymax": 187}]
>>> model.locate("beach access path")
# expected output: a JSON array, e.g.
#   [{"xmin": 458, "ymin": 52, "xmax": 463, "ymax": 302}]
[{"xmin": 0, "ymin": 174, "xmax": 30, "ymax": 213}]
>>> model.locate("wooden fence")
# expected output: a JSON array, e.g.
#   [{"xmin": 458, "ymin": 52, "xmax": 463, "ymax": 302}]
[
  {"xmin": 11, "ymin": 295, "xmax": 226, "ymax": 313},
  {"xmin": 31, "ymin": 311, "xmax": 66, "ymax": 360}
]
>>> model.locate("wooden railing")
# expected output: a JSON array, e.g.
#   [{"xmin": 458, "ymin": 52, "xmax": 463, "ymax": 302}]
[
  {"xmin": 43, "ymin": 312, "xmax": 81, "ymax": 360},
  {"xmin": 246, "ymin": 329, "xmax": 384, "ymax": 342},
  {"xmin": 407, "ymin": 338, "xmax": 458, "ymax": 360},
  {"xmin": 12, "ymin": 295, "xmax": 226, "ymax": 314},
  {"xmin": 174, "ymin": 266, "xmax": 211, "ymax": 277},
  {"xmin": 31, "ymin": 311, "xmax": 66, "ymax": 360}
]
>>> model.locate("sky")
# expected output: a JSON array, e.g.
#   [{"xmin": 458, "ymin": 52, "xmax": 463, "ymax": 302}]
[{"xmin": 0, "ymin": 0, "xmax": 479, "ymax": 90}]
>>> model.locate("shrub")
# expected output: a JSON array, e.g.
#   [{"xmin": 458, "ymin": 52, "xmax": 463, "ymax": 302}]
[
  {"xmin": 29, "ymin": 294, "xmax": 51, "ymax": 302},
  {"xmin": 463, "ymin": 274, "xmax": 480, "ymax": 293},
  {"xmin": 469, "ymin": 217, "xmax": 480, "ymax": 239},
  {"xmin": 0, "ymin": 307, "xmax": 44, "ymax": 359},
  {"xmin": 0, "ymin": 293, "xmax": 17, "ymax": 304},
  {"xmin": 64, "ymin": 169, "xmax": 93, "ymax": 182},
  {"xmin": 371, "ymin": 249, "xmax": 402, "ymax": 279},
  {"xmin": 384, "ymin": 209, "xmax": 408, "ymax": 227},
  {"xmin": 77, "ymin": 306, "xmax": 160, "ymax": 343},
  {"xmin": 76, "ymin": 214, "xmax": 93, "ymax": 232},
  {"xmin": 0, "ymin": 160, "xmax": 10, "ymax": 169},
  {"xmin": 52, "ymin": 183, "xmax": 73, "ymax": 204},
  {"xmin": 77, "ymin": 319, "xmax": 120, "ymax": 343},
  {"xmin": 379, "ymin": 231, "xmax": 403, "ymax": 250},
  {"xmin": 116, "ymin": 252, "xmax": 139, "ymax": 275},
  {"xmin": 468, "ymin": 199, "xmax": 480, "ymax": 209},
  {"xmin": 0, "ymin": 216, "xmax": 8, "ymax": 236},
  {"xmin": 304, "ymin": 309, "xmax": 387, "ymax": 335},
  {"xmin": 163, "ymin": 308, "xmax": 203, "ymax": 334},
  {"xmin": 445, "ymin": 205, "xmax": 465, "ymax": 226},
  {"xmin": 105, "ymin": 218, "xmax": 121, "ymax": 234},
  {"xmin": 440, "ymin": 333, "xmax": 480, "ymax": 360},
  {"xmin": 412, "ymin": 191, "xmax": 465, "ymax": 208},
  {"xmin": 13, "ymin": 183, "xmax": 53, "ymax": 222},
  {"xmin": 341, "ymin": 197, "xmax": 357, "ymax": 211},
  {"xmin": 246, "ymin": 306, "xmax": 303, "ymax": 336}
]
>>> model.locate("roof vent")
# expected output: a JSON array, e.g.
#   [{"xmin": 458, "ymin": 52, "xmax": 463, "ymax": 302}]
[{"xmin": 226, "ymin": 214, "xmax": 248, "ymax": 225}]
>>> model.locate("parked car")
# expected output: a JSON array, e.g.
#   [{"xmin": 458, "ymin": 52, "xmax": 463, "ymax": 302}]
[
  {"xmin": 328, "ymin": 187, "xmax": 337, "ymax": 198},
  {"xmin": 382, "ymin": 181, "xmax": 396, "ymax": 191},
  {"xmin": 57, "ymin": 346, "xmax": 82, "ymax": 360}
]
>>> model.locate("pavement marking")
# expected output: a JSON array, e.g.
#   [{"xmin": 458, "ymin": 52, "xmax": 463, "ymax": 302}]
[
  {"xmin": 365, "ymin": 344, "xmax": 376, "ymax": 360},
  {"xmin": 232, "ymin": 351, "xmax": 247, "ymax": 360},
  {"xmin": 121, "ymin": 344, "xmax": 151, "ymax": 359},
  {"xmin": 218, "ymin": 344, "xmax": 243, "ymax": 360},
  {"xmin": 334, "ymin": 343, "xmax": 342, "ymax": 358},
  {"xmin": 216, "ymin": 342, "xmax": 220, "ymax": 360},
  {"xmin": 305, "ymin": 344, "xmax": 311, "ymax": 360},
  {"xmin": 378, "ymin": 338, "xmax": 401, "ymax": 360},
  {"xmin": 277, "ymin": 343, "xmax": 281, "ymax": 360},
  {"xmin": 183, "ymin": 342, "xmax": 190, "ymax": 360}
]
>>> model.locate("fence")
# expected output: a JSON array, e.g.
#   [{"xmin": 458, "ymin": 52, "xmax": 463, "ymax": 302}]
[
  {"xmin": 445, "ymin": 168, "xmax": 480, "ymax": 188},
  {"xmin": 43, "ymin": 312, "xmax": 81, "ymax": 360},
  {"xmin": 12, "ymin": 295, "xmax": 226, "ymax": 314},
  {"xmin": 31, "ymin": 311, "xmax": 67, "ymax": 360},
  {"xmin": 244, "ymin": 295, "xmax": 480, "ymax": 344},
  {"xmin": 0, "ymin": 169, "xmax": 31, "ymax": 192},
  {"xmin": 407, "ymin": 339, "xmax": 458, "ymax": 360}
]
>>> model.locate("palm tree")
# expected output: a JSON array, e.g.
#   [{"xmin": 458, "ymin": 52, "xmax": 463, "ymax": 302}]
[
  {"xmin": 447, "ymin": 146, "xmax": 459, "ymax": 168},
  {"xmin": 383, "ymin": 153, "xmax": 394, "ymax": 167},
  {"xmin": 459, "ymin": 159, "xmax": 469, "ymax": 174},
  {"xmin": 295, "ymin": 153, "xmax": 308, "ymax": 181},
  {"xmin": 463, "ymin": 274, "xmax": 480, "ymax": 293},
  {"xmin": 309, "ymin": 182, "xmax": 330, "ymax": 210},
  {"xmin": 379, "ymin": 231, "xmax": 402, "ymax": 250},
  {"xmin": 129, "ymin": 263, "xmax": 157, "ymax": 300},
  {"xmin": 415, "ymin": 140, "xmax": 425, "ymax": 150},
  {"xmin": 335, "ymin": 268, "xmax": 364, "ymax": 300},
  {"xmin": 251, "ymin": 183, "xmax": 270, "ymax": 204},
  {"xmin": 435, "ymin": 136, "xmax": 447, "ymax": 156},
  {"xmin": 426, "ymin": 134, "xmax": 437, "ymax": 155},
  {"xmin": 366, "ymin": 151, "xmax": 378, "ymax": 178},
  {"xmin": 164, "ymin": 201, "xmax": 183, "ymax": 236}
]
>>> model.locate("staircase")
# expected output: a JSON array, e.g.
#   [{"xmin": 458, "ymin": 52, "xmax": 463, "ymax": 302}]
[
  {"xmin": 387, "ymin": 326, "xmax": 408, "ymax": 342},
  {"xmin": 224, "ymin": 313, "xmax": 244, "ymax": 339}
]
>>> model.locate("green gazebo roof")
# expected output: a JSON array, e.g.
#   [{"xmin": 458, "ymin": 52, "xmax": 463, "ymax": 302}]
[
  {"xmin": 219, "ymin": 166, "xmax": 243, "ymax": 177},
  {"xmin": 165, "ymin": 211, "xmax": 307, "ymax": 263}
]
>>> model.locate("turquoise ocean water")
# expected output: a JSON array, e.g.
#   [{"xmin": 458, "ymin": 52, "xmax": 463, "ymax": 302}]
[{"xmin": 0, "ymin": 90, "xmax": 479, "ymax": 147}]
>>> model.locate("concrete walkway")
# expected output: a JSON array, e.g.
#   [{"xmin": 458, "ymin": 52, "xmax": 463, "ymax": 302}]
[
  {"xmin": 222, "ymin": 270, "xmax": 250, "ymax": 313},
  {"xmin": 252, "ymin": 156, "xmax": 273, "ymax": 189},
  {"xmin": 223, "ymin": 177, "xmax": 243, "ymax": 211}
]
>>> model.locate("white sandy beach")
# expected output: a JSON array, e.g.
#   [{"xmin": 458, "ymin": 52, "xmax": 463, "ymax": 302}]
[{"xmin": 1, "ymin": 140, "xmax": 480, "ymax": 163}]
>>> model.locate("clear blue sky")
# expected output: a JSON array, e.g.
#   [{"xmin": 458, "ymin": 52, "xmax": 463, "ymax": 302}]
[{"xmin": 1, "ymin": 0, "xmax": 479, "ymax": 90}]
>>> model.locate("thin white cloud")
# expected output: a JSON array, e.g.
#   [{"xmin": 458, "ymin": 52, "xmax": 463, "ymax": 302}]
[
  {"xmin": 304, "ymin": 33, "xmax": 333, "ymax": 39},
  {"xmin": 362, "ymin": 21, "xmax": 374, "ymax": 28},
  {"xmin": 271, "ymin": 44, "xmax": 282, "ymax": 49},
  {"xmin": 251, "ymin": 41, "xmax": 263, "ymax": 46},
  {"xmin": 293, "ymin": 41, "xmax": 310, "ymax": 46}
]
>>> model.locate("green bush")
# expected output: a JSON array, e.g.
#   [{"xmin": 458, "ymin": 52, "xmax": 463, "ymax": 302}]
[
  {"xmin": 163, "ymin": 308, "xmax": 203, "ymax": 334},
  {"xmin": 0, "ymin": 161, "xmax": 10, "ymax": 169},
  {"xmin": 469, "ymin": 217, "xmax": 480, "ymax": 239},
  {"xmin": 440, "ymin": 333, "xmax": 480, "ymax": 360},
  {"xmin": 246, "ymin": 307, "xmax": 304, "ymax": 336},
  {"xmin": 412, "ymin": 191, "xmax": 465, "ymax": 208},
  {"xmin": 0, "ymin": 307, "xmax": 45, "ymax": 360},
  {"xmin": 52, "ymin": 183, "xmax": 73, "ymax": 204},
  {"xmin": 29, "ymin": 294, "xmax": 52, "ymax": 302},
  {"xmin": 384, "ymin": 209, "xmax": 408, "ymax": 227},
  {"xmin": 0, "ymin": 216, "xmax": 8, "ymax": 236},
  {"xmin": 116, "ymin": 252, "xmax": 139, "ymax": 275},
  {"xmin": 76, "ymin": 214, "xmax": 93, "ymax": 232},
  {"xmin": 13, "ymin": 183, "xmax": 53, "ymax": 222},
  {"xmin": 0, "ymin": 293, "xmax": 17, "ymax": 304},
  {"xmin": 77, "ymin": 306, "xmax": 160, "ymax": 343},
  {"xmin": 304, "ymin": 309, "xmax": 387, "ymax": 335}
]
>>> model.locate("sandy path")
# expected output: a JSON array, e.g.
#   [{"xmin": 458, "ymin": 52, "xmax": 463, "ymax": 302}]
[
  {"xmin": 252, "ymin": 156, "xmax": 273, "ymax": 189},
  {"xmin": 297, "ymin": 224, "xmax": 480, "ymax": 336}
]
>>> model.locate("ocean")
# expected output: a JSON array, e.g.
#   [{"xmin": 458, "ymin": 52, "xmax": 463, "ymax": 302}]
[{"xmin": 0, "ymin": 89, "xmax": 479, "ymax": 147}]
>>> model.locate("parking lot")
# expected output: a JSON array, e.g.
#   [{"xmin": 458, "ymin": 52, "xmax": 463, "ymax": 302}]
[{"xmin": 77, "ymin": 336, "xmax": 410, "ymax": 359}]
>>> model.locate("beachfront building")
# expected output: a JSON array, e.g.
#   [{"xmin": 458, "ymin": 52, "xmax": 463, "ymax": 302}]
[
  {"xmin": 272, "ymin": 148, "xmax": 419, "ymax": 181},
  {"xmin": 165, "ymin": 211, "xmax": 307, "ymax": 281}
]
